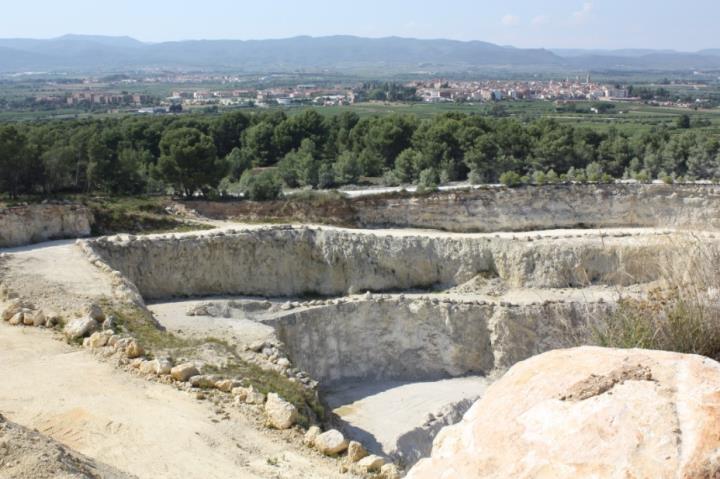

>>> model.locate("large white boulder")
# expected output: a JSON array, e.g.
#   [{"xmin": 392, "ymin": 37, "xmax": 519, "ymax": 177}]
[
  {"xmin": 408, "ymin": 346, "xmax": 720, "ymax": 479},
  {"xmin": 314, "ymin": 429, "xmax": 348, "ymax": 456},
  {"xmin": 63, "ymin": 316, "xmax": 99, "ymax": 339},
  {"xmin": 264, "ymin": 393, "xmax": 298, "ymax": 429}
]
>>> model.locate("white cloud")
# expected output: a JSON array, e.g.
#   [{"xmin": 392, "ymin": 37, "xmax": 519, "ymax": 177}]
[
  {"xmin": 501, "ymin": 14, "xmax": 520, "ymax": 27},
  {"xmin": 531, "ymin": 15, "xmax": 550, "ymax": 26},
  {"xmin": 572, "ymin": 2, "xmax": 593, "ymax": 24}
]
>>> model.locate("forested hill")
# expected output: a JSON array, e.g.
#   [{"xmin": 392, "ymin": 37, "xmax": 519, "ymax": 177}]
[
  {"xmin": 1, "ymin": 35, "xmax": 719, "ymax": 73},
  {"xmin": 1, "ymin": 109, "xmax": 718, "ymax": 199}
]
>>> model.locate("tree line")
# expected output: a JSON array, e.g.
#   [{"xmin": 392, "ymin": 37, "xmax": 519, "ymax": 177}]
[{"xmin": 0, "ymin": 109, "xmax": 718, "ymax": 199}]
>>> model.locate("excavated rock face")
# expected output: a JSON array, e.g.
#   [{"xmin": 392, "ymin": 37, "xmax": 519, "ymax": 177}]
[
  {"xmin": 0, "ymin": 204, "xmax": 92, "ymax": 247},
  {"xmin": 84, "ymin": 226, "xmax": 699, "ymax": 300},
  {"xmin": 354, "ymin": 183, "xmax": 720, "ymax": 232},
  {"xmin": 407, "ymin": 346, "xmax": 720, "ymax": 479},
  {"xmin": 187, "ymin": 184, "xmax": 720, "ymax": 233},
  {"xmin": 271, "ymin": 297, "xmax": 611, "ymax": 385}
]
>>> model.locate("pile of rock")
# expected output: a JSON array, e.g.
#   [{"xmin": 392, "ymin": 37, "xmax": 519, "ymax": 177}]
[
  {"xmin": 246, "ymin": 340, "xmax": 318, "ymax": 389},
  {"xmin": 1, "ymin": 298, "xmax": 59, "ymax": 329},
  {"xmin": 303, "ymin": 427, "xmax": 400, "ymax": 479}
]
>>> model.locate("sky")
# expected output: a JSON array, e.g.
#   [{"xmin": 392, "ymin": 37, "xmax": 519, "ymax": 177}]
[{"xmin": 0, "ymin": 0, "xmax": 717, "ymax": 51}]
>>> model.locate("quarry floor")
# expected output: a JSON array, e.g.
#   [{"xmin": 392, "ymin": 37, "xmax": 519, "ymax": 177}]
[
  {"xmin": 0, "ymin": 323, "xmax": 356, "ymax": 479},
  {"xmin": 0, "ymin": 223, "xmax": 686, "ymax": 476}
]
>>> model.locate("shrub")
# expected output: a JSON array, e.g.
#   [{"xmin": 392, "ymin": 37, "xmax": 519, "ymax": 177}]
[
  {"xmin": 531, "ymin": 170, "xmax": 547, "ymax": 185},
  {"xmin": 468, "ymin": 169, "xmax": 485, "ymax": 185},
  {"xmin": 659, "ymin": 171, "xmax": 674, "ymax": 184},
  {"xmin": 632, "ymin": 169, "xmax": 651, "ymax": 182},
  {"xmin": 499, "ymin": 171, "xmax": 524, "ymax": 187},
  {"xmin": 382, "ymin": 169, "xmax": 401, "ymax": 187},
  {"xmin": 317, "ymin": 163, "xmax": 335, "ymax": 190},
  {"xmin": 240, "ymin": 170, "xmax": 283, "ymax": 201},
  {"xmin": 566, "ymin": 166, "xmax": 587, "ymax": 183},
  {"xmin": 333, "ymin": 151, "xmax": 362, "ymax": 186},
  {"xmin": 585, "ymin": 162, "xmax": 604, "ymax": 182},
  {"xmin": 545, "ymin": 169, "xmax": 559, "ymax": 184},
  {"xmin": 417, "ymin": 168, "xmax": 439, "ymax": 193}
]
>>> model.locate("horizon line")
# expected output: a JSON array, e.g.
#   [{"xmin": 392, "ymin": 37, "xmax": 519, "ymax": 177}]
[{"xmin": 0, "ymin": 33, "xmax": 715, "ymax": 54}]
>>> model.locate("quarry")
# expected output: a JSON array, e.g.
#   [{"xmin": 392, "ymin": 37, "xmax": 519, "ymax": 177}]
[{"xmin": 2, "ymin": 183, "xmax": 720, "ymax": 478}]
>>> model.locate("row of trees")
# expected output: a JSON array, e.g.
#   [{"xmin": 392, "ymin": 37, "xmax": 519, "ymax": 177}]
[{"xmin": 1, "ymin": 109, "xmax": 718, "ymax": 199}]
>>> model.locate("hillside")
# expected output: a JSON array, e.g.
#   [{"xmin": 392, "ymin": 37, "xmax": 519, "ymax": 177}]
[{"xmin": 1, "ymin": 34, "xmax": 718, "ymax": 73}]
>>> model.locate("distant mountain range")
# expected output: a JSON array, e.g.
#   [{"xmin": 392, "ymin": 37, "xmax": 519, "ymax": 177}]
[{"xmin": 0, "ymin": 34, "xmax": 719, "ymax": 73}]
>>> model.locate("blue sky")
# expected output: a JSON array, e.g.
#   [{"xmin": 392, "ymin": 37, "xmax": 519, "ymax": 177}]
[{"xmin": 1, "ymin": 0, "xmax": 717, "ymax": 51}]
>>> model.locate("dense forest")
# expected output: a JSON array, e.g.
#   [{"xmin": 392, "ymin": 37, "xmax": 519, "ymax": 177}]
[{"xmin": 0, "ymin": 109, "xmax": 718, "ymax": 200}]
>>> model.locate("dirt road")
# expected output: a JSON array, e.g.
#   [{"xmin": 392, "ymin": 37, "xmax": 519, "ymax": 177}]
[{"xmin": 0, "ymin": 323, "xmax": 352, "ymax": 479}]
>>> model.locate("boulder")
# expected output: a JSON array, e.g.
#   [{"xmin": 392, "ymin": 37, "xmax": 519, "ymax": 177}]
[
  {"xmin": 407, "ymin": 346, "xmax": 720, "ymax": 479},
  {"xmin": 9, "ymin": 312, "xmax": 24, "ymax": 326},
  {"xmin": 101, "ymin": 315, "xmax": 117, "ymax": 331},
  {"xmin": 346, "ymin": 441, "xmax": 368, "ymax": 463},
  {"xmin": 22, "ymin": 310, "xmax": 36, "ymax": 326},
  {"xmin": 303, "ymin": 426, "xmax": 321, "ymax": 447},
  {"xmin": 124, "ymin": 340, "xmax": 144, "ymax": 359},
  {"xmin": 380, "ymin": 464, "xmax": 401, "ymax": 479},
  {"xmin": 63, "ymin": 316, "xmax": 99, "ymax": 339},
  {"xmin": 314, "ymin": 429, "xmax": 348, "ymax": 456},
  {"xmin": 357, "ymin": 455, "xmax": 385, "ymax": 473},
  {"xmin": 1, "ymin": 300, "xmax": 22, "ymax": 321},
  {"xmin": 152, "ymin": 358, "xmax": 173, "ymax": 375},
  {"xmin": 139, "ymin": 360, "xmax": 157, "ymax": 375},
  {"xmin": 189, "ymin": 375, "xmax": 219, "ymax": 389},
  {"xmin": 247, "ymin": 340, "xmax": 266, "ymax": 353},
  {"xmin": 2, "ymin": 299, "xmax": 32, "ymax": 321},
  {"xmin": 244, "ymin": 387, "xmax": 266, "ymax": 405},
  {"xmin": 29, "ymin": 310, "xmax": 46, "ymax": 327},
  {"xmin": 264, "ymin": 393, "xmax": 298, "ymax": 429},
  {"xmin": 44, "ymin": 312, "xmax": 60, "ymax": 328},
  {"xmin": 83, "ymin": 303, "xmax": 105, "ymax": 322},
  {"xmin": 231, "ymin": 387, "xmax": 249, "ymax": 401},
  {"xmin": 86, "ymin": 331, "xmax": 111, "ymax": 349},
  {"xmin": 170, "ymin": 363, "xmax": 200, "ymax": 382},
  {"xmin": 214, "ymin": 379, "xmax": 241, "ymax": 393}
]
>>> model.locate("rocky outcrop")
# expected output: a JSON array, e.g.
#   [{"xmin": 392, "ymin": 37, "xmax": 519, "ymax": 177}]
[
  {"xmin": 0, "ymin": 204, "xmax": 92, "ymax": 248},
  {"xmin": 408, "ymin": 347, "xmax": 720, "ymax": 479},
  {"xmin": 354, "ymin": 183, "xmax": 720, "ymax": 232},
  {"xmin": 83, "ymin": 226, "xmax": 701, "ymax": 300}
]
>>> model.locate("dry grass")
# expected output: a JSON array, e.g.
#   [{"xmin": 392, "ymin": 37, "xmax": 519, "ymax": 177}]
[{"xmin": 593, "ymin": 234, "xmax": 720, "ymax": 359}]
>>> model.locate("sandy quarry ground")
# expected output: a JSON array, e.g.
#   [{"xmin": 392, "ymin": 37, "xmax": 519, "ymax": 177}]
[
  {"xmin": 325, "ymin": 377, "xmax": 490, "ymax": 457},
  {"xmin": 0, "ymin": 412, "xmax": 133, "ymax": 479},
  {"xmin": 0, "ymin": 240, "xmax": 114, "ymax": 317},
  {"xmin": 0, "ymin": 323, "xmax": 356, "ymax": 479},
  {"xmin": 149, "ymin": 298, "xmax": 279, "ymax": 345}
]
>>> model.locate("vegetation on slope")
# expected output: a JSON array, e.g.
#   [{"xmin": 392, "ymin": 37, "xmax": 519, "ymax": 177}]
[
  {"xmin": 1, "ymin": 108, "xmax": 719, "ymax": 200},
  {"xmin": 109, "ymin": 304, "xmax": 324, "ymax": 427},
  {"xmin": 594, "ymin": 239, "xmax": 720, "ymax": 359}
]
